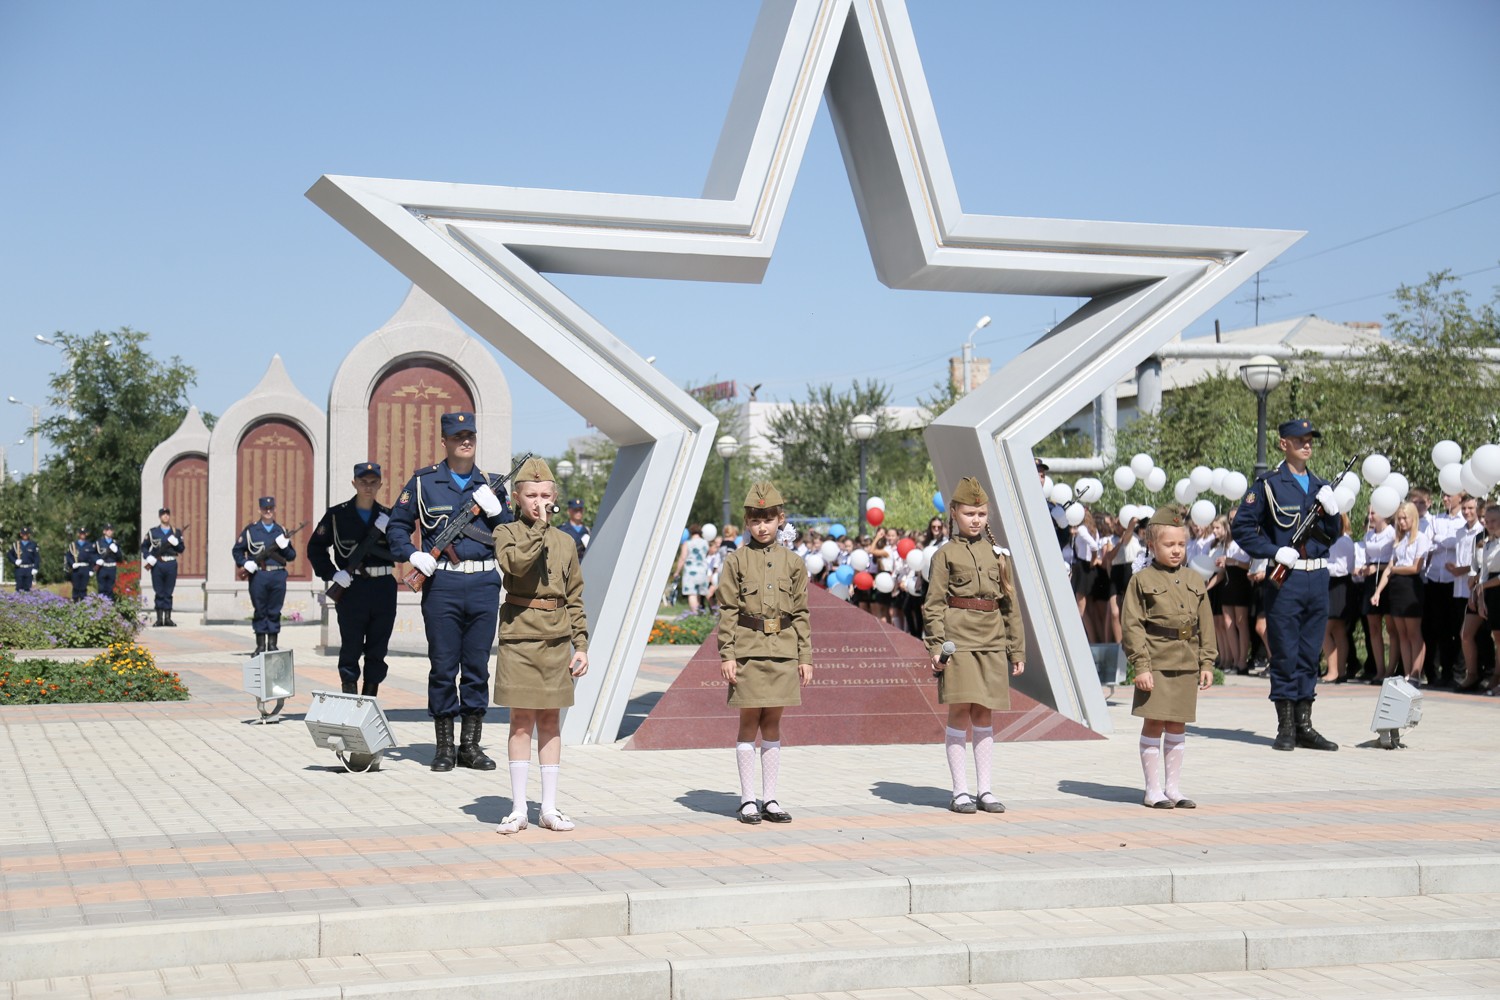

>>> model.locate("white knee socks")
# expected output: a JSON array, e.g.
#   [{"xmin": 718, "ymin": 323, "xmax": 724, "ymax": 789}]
[
  {"xmin": 1139, "ymin": 736, "xmax": 1164, "ymax": 805},
  {"xmin": 508, "ymin": 760, "xmax": 529, "ymax": 816},
  {"xmin": 736, "ymin": 742, "xmax": 757, "ymax": 805},
  {"xmin": 540, "ymin": 764, "xmax": 560, "ymax": 816},
  {"xmin": 760, "ymin": 741, "xmax": 781, "ymax": 804},
  {"xmin": 972, "ymin": 726, "xmax": 994, "ymax": 796},
  {"xmin": 945, "ymin": 726, "xmax": 969, "ymax": 796},
  {"xmin": 1163, "ymin": 732, "xmax": 1186, "ymax": 801}
]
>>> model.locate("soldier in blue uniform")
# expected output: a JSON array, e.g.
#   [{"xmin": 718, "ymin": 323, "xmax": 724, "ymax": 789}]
[
  {"xmin": 1231, "ymin": 418, "xmax": 1343, "ymax": 752},
  {"xmin": 141, "ymin": 507, "xmax": 186, "ymax": 626},
  {"xmin": 93, "ymin": 524, "xmax": 123, "ymax": 601},
  {"xmin": 67, "ymin": 527, "xmax": 94, "ymax": 601},
  {"xmin": 232, "ymin": 496, "xmax": 298, "ymax": 655},
  {"xmin": 559, "ymin": 498, "xmax": 590, "ymax": 560},
  {"xmin": 9, "ymin": 527, "xmax": 39, "ymax": 592},
  {"xmin": 309, "ymin": 462, "xmax": 398, "ymax": 696},
  {"xmin": 387, "ymin": 411, "xmax": 512, "ymax": 772}
]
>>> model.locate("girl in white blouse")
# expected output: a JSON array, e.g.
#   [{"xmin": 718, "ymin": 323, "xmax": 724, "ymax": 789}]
[
  {"xmin": 1359, "ymin": 509, "xmax": 1397, "ymax": 681},
  {"xmin": 1323, "ymin": 515, "xmax": 1359, "ymax": 683},
  {"xmin": 1468, "ymin": 504, "xmax": 1500, "ymax": 695},
  {"xmin": 1373, "ymin": 502, "xmax": 1430, "ymax": 683}
]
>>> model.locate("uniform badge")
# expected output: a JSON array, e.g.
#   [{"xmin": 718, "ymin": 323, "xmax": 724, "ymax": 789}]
[
  {"xmin": 1244, "ymin": 492, "xmax": 1256, "ymax": 505},
  {"xmin": 314, "ymin": 524, "xmax": 327, "ymax": 536},
  {"xmin": 398, "ymin": 490, "xmax": 411, "ymax": 505}
]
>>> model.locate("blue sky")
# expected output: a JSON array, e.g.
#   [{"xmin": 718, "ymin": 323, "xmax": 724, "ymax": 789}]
[{"xmin": 1, "ymin": 1, "xmax": 1496, "ymax": 467}]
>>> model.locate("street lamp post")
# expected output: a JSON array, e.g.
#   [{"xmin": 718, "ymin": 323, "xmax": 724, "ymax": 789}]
[
  {"xmin": 6, "ymin": 397, "xmax": 40, "ymax": 476},
  {"xmin": 848, "ymin": 413, "xmax": 877, "ymax": 536},
  {"xmin": 960, "ymin": 315, "xmax": 993, "ymax": 393},
  {"xmin": 715, "ymin": 435, "xmax": 740, "ymax": 528},
  {"xmin": 1238, "ymin": 354, "xmax": 1285, "ymax": 481}
]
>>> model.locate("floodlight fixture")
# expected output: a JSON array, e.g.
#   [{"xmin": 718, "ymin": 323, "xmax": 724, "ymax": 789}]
[
  {"xmin": 243, "ymin": 649, "xmax": 295, "ymax": 723},
  {"xmin": 305, "ymin": 690, "xmax": 397, "ymax": 772},
  {"xmin": 1371, "ymin": 675, "xmax": 1422, "ymax": 749}
]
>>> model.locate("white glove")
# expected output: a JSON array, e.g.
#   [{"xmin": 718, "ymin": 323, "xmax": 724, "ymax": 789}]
[
  {"xmin": 1315, "ymin": 485, "xmax": 1339, "ymax": 515},
  {"xmin": 1051, "ymin": 506, "xmax": 1069, "ymax": 529},
  {"xmin": 581, "ymin": 533, "xmax": 590, "ymax": 547},
  {"xmin": 95, "ymin": 558, "xmax": 104, "ymax": 566},
  {"xmin": 108, "ymin": 542, "xmax": 118, "ymax": 553},
  {"xmin": 408, "ymin": 551, "xmax": 438, "ymax": 577},
  {"xmin": 472, "ymin": 484, "xmax": 503, "ymax": 517},
  {"xmin": 275, "ymin": 533, "xmax": 290, "ymax": 548},
  {"xmin": 332, "ymin": 569, "xmax": 353, "ymax": 588},
  {"xmin": 167, "ymin": 534, "xmax": 178, "ymax": 546},
  {"xmin": 243, "ymin": 560, "xmax": 259, "ymax": 574},
  {"xmin": 146, "ymin": 555, "xmax": 158, "ymax": 567},
  {"xmin": 374, "ymin": 513, "xmax": 390, "ymax": 532},
  {"xmin": 1274, "ymin": 546, "xmax": 1299, "ymax": 568}
]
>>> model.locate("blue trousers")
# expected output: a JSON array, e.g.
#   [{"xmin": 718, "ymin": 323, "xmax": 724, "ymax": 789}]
[
  {"xmin": 151, "ymin": 561, "xmax": 178, "ymax": 611},
  {"xmin": 421, "ymin": 569, "xmax": 499, "ymax": 718},
  {"xmin": 249, "ymin": 569, "xmax": 287, "ymax": 634},
  {"xmin": 1261, "ymin": 568, "xmax": 1328, "ymax": 702},
  {"xmin": 14, "ymin": 567, "xmax": 34, "ymax": 592},
  {"xmin": 336, "ymin": 576, "xmax": 398, "ymax": 688},
  {"xmin": 70, "ymin": 567, "xmax": 91, "ymax": 602},
  {"xmin": 97, "ymin": 567, "xmax": 117, "ymax": 601}
]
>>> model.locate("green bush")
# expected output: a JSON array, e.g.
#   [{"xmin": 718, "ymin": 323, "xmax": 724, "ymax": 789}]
[
  {"xmin": 0, "ymin": 590, "xmax": 144, "ymax": 649},
  {"xmin": 0, "ymin": 642, "xmax": 188, "ymax": 705}
]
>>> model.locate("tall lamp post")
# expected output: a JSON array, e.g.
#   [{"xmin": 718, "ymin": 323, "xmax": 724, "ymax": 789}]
[
  {"xmin": 960, "ymin": 315, "xmax": 992, "ymax": 393},
  {"xmin": 555, "ymin": 459, "xmax": 575, "ymax": 503},
  {"xmin": 1238, "ymin": 354, "xmax": 1285, "ymax": 481},
  {"xmin": 7, "ymin": 397, "xmax": 40, "ymax": 477},
  {"xmin": 848, "ymin": 413, "xmax": 877, "ymax": 536},
  {"xmin": 715, "ymin": 434, "xmax": 740, "ymax": 528}
]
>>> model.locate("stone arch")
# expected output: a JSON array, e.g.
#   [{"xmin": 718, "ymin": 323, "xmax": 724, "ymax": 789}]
[{"xmin": 138, "ymin": 407, "xmax": 212, "ymax": 615}]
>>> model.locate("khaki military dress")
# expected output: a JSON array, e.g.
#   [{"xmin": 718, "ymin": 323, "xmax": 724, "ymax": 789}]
[
  {"xmin": 922, "ymin": 535, "xmax": 1026, "ymax": 710},
  {"xmin": 492, "ymin": 518, "xmax": 589, "ymax": 709},
  {"xmin": 717, "ymin": 540, "xmax": 811, "ymax": 708},
  {"xmin": 1120, "ymin": 562, "xmax": 1217, "ymax": 723}
]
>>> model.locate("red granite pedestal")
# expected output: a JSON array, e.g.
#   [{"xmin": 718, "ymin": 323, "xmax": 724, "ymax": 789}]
[{"xmin": 627, "ymin": 587, "xmax": 1103, "ymax": 749}]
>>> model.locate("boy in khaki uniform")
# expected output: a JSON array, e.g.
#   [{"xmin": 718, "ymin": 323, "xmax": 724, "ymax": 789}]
[
  {"xmin": 923, "ymin": 476, "xmax": 1026, "ymax": 814},
  {"xmin": 1121, "ymin": 506, "xmax": 1217, "ymax": 809},
  {"xmin": 718, "ymin": 482, "xmax": 812, "ymax": 825},
  {"xmin": 492, "ymin": 458, "xmax": 590, "ymax": 834}
]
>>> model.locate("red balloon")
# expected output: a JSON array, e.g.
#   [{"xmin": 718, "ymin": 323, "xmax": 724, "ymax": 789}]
[
  {"xmin": 896, "ymin": 537, "xmax": 917, "ymax": 558},
  {"xmin": 866, "ymin": 507, "xmax": 885, "ymax": 527},
  {"xmin": 853, "ymin": 571, "xmax": 875, "ymax": 591}
]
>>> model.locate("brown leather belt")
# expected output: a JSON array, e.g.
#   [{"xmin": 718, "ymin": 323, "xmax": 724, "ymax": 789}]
[
  {"xmin": 738, "ymin": 612, "xmax": 794, "ymax": 634},
  {"xmin": 1145, "ymin": 620, "xmax": 1198, "ymax": 641},
  {"xmin": 947, "ymin": 596, "xmax": 999, "ymax": 611},
  {"xmin": 505, "ymin": 594, "xmax": 560, "ymax": 611}
]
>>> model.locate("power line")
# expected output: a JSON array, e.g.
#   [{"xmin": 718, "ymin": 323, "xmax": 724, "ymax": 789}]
[
  {"xmin": 1265, "ymin": 189, "xmax": 1500, "ymax": 272},
  {"xmin": 1259, "ymin": 263, "xmax": 1500, "ymax": 326}
]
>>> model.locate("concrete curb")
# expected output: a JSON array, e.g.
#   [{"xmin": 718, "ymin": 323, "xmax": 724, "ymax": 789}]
[{"xmin": 667, "ymin": 943, "xmax": 970, "ymax": 1000}]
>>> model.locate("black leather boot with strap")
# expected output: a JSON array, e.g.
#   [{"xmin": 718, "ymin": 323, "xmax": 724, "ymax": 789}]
[
  {"xmin": 457, "ymin": 715, "xmax": 497, "ymax": 770},
  {"xmin": 1273, "ymin": 699, "xmax": 1296, "ymax": 751},
  {"xmin": 1295, "ymin": 699, "xmax": 1339, "ymax": 751},
  {"xmin": 431, "ymin": 717, "xmax": 457, "ymax": 772}
]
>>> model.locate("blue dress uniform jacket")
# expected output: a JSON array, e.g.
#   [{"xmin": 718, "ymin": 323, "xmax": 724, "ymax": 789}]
[
  {"xmin": 141, "ymin": 526, "xmax": 186, "ymax": 612},
  {"xmin": 1231, "ymin": 463, "xmax": 1343, "ymax": 701},
  {"xmin": 387, "ymin": 461, "xmax": 513, "ymax": 719},
  {"xmin": 232, "ymin": 520, "xmax": 298, "ymax": 636},
  {"xmin": 9, "ymin": 539, "xmax": 39, "ymax": 592},
  {"xmin": 559, "ymin": 520, "xmax": 589, "ymax": 560},
  {"xmin": 93, "ymin": 535, "xmax": 123, "ymax": 601},
  {"xmin": 308, "ymin": 499, "xmax": 398, "ymax": 690},
  {"xmin": 66, "ymin": 537, "xmax": 93, "ymax": 601}
]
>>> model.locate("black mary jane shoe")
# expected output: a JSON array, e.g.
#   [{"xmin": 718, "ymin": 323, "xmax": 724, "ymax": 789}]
[
  {"xmin": 949, "ymin": 793, "xmax": 977, "ymax": 814},
  {"xmin": 1170, "ymin": 798, "xmax": 1198, "ymax": 809},
  {"xmin": 760, "ymin": 799, "xmax": 793, "ymax": 823},
  {"xmin": 975, "ymin": 792, "xmax": 1006, "ymax": 814},
  {"xmin": 736, "ymin": 802, "xmax": 762, "ymax": 825}
]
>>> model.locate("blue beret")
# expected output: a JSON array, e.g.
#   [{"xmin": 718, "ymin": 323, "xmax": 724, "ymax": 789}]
[
  {"xmin": 440, "ymin": 411, "xmax": 475, "ymax": 436},
  {"xmin": 258, "ymin": 496, "xmax": 276, "ymax": 509},
  {"xmin": 354, "ymin": 462, "xmax": 382, "ymax": 478},
  {"xmin": 1277, "ymin": 418, "xmax": 1321, "ymax": 439}
]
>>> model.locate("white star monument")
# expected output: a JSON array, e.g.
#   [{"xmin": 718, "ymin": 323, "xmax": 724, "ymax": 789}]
[{"xmin": 309, "ymin": 0, "xmax": 1300, "ymax": 742}]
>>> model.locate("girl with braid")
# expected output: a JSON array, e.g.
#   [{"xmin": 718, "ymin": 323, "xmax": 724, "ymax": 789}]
[{"xmin": 923, "ymin": 476, "xmax": 1026, "ymax": 814}]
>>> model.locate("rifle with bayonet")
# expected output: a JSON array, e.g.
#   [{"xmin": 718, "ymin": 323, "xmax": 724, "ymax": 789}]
[{"xmin": 402, "ymin": 452, "xmax": 534, "ymax": 594}]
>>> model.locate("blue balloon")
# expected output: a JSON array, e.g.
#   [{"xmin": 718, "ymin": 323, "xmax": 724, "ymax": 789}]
[
  {"xmin": 932, "ymin": 491, "xmax": 946, "ymax": 513},
  {"xmin": 834, "ymin": 565, "xmax": 855, "ymax": 585},
  {"xmin": 829, "ymin": 523, "xmax": 847, "ymax": 539},
  {"xmin": 681, "ymin": 528, "xmax": 690, "ymax": 543}
]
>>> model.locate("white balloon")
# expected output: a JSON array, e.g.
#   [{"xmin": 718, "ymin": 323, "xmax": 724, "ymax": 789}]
[
  {"xmin": 1334, "ymin": 488, "xmax": 1358, "ymax": 514},
  {"xmin": 1079, "ymin": 477, "xmax": 1104, "ymax": 504},
  {"xmin": 1189, "ymin": 465, "xmax": 1213, "ymax": 492},
  {"xmin": 902, "ymin": 575, "xmax": 921, "ymax": 595},
  {"xmin": 1221, "ymin": 471, "xmax": 1249, "ymax": 501},
  {"xmin": 1362, "ymin": 454, "xmax": 1391, "ymax": 487},
  {"xmin": 1383, "ymin": 473, "xmax": 1410, "ymax": 502},
  {"xmin": 1065, "ymin": 504, "xmax": 1087, "ymax": 527},
  {"xmin": 848, "ymin": 550, "xmax": 871, "ymax": 572},
  {"xmin": 1118, "ymin": 504, "xmax": 1138, "ymax": 526},
  {"xmin": 866, "ymin": 495, "xmax": 886, "ymax": 511},
  {"xmin": 1438, "ymin": 462, "xmax": 1465, "ymax": 497},
  {"xmin": 828, "ymin": 582, "xmax": 851, "ymax": 600},
  {"xmin": 1461, "ymin": 460, "xmax": 1487, "ymax": 498},
  {"xmin": 804, "ymin": 554, "xmax": 825, "ymax": 575},
  {"xmin": 1144, "ymin": 467, "xmax": 1168, "ymax": 493},
  {"xmin": 1174, "ymin": 478, "xmax": 1197, "ymax": 505},
  {"xmin": 1042, "ymin": 475, "xmax": 1054, "ymax": 495},
  {"xmin": 1432, "ymin": 440, "xmax": 1462, "ymax": 470},
  {"xmin": 1472, "ymin": 444, "xmax": 1500, "ymax": 486},
  {"xmin": 904, "ymin": 548, "xmax": 926, "ymax": 573},
  {"xmin": 1190, "ymin": 499, "xmax": 1217, "ymax": 527},
  {"xmin": 1336, "ymin": 471, "xmax": 1361, "ymax": 496},
  {"xmin": 1130, "ymin": 453, "xmax": 1155, "ymax": 478},
  {"xmin": 820, "ymin": 540, "xmax": 839, "ymax": 563},
  {"xmin": 701, "ymin": 523, "xmax": 718, "ymax": 541},
  {"xmin": 1210, "ymin": 468, "xmax": 1228, "ymax": 495},
  {"xmin": 1369, "ymin": 485, "xmax": 1401, "ymax": 519},
  {"xmin": 1050, "ymin": 483, "xmax": 1073, "ymax": 505},
  {"xmin": 874, "ymin": 571, "xmax": 895, "ymax": 593},
  {"xmin": 1188, "ymin": 554, "xmax": 1218, "ymax": 580},
  {"xmin": 1138, "ymin": 506, "xmax": 1155, "ymax": 519},
  {"xmin": 1112, "ymin": 467, "xmax": 1136, "ymax": 491}
]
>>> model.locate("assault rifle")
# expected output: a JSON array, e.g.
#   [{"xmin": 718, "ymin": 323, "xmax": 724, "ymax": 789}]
[
  {"xmin": 402, "ymin": 452, "xmax": 534, "ymax": 594},
  {"xmin": 235, "ymin": 521, "xmax": 309, "ymax": 581},
  {"xmin": 322, "ymin": 513, "xmax": 396, "ymax": 606},
  {"xmin": 1269, "ymin": 453, "xmax": 1359, "ymax": 588}
]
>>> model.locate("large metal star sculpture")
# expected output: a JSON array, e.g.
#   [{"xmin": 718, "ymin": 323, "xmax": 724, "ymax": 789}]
[{"xmin": 309, "ymin": 0, "xmax": 1299, "ymax": 742}]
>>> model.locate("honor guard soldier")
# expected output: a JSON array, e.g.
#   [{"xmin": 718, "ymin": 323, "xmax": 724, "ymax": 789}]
[
  {"xmin": 232, "ymin": 496, "xmax": 298, "ymax": 655},
  {"xmin": 94, "ymin": 524, "xmax": 122, "ymax": 601},
  {"xmin": 308, "ymin": 462, "xmax": 398, "ymax": 696},
  {"xmin": 9, "ymin": 527, "xmax": 39, "ymax": 592},
  {"xmin": 559, "ymin": 498, "xmax": 590, "ymax": 561},
  {"xmin": 67, "ymin": 527, "xmax": 93, "ymax": 601},
  {"xmin": 1231, "ymin": 418, "xmax": 1343, "ymax": 752},
  {"xmin": 141, "ymin": 507, "xmax": 185, "ymax": 626},
  {"xmin": 387, "ymin": 411, "xmax": 512, "ymax": 772}
]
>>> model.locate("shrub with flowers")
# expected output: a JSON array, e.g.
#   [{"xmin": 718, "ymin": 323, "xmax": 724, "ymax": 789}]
[
  {"xmin": 0, "ymin": 590, "xmax": 144, "ymax": 650},
  {"xmin": 0, "ymin": 642, "xmax": 189, "ymax": 705},
  {"xmin": 647, "ymin": 611, "xmax": 717, "ymax": 645}
]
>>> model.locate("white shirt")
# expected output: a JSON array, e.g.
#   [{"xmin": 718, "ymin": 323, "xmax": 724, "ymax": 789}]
[
  {"xmin": 1326, "ymin": 535, "xmax": 1357, "ymax": 578},
  {"xmin": 1424, "ymin": 511, "xmax": 1463, "ymax": 583},
  {"xmin": 1113, "ymin": 534, "xmax": 1142, "ymax": 567},
  {"xmin": 1475, "ymin": 534, "xmax": 1500, "ymax": 584},
  {"xmin": 1453, "ymin": 521, "xmax": 1482, "ymax": 599},
  {"xmin": 1073, "ymin": 524, "xmax": 1101, "ymax": 564},
  {"xmin": 1392, "ymin": 533, "xmax": 1432, "ymax": 570},
  {"xmin": 919, "ymin": 536, "xmax": 948, "ymax": 581},
  {"xmin": 1186, "ymin": 536, "xmax": 1215, "ymax": 564},
  {"xmin": 1363, "ymin": 526, "xmax": 1396, "ymax": 564},
  {"xmin": 1131, "ymin": 546, "xmax": 1153, "ymax": 574},
  {"xmin": 1224, "ymin": 540, "xmax": 1250, "ymax": 567}
]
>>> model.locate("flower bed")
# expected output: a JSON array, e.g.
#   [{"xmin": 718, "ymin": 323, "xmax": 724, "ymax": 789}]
[
  {"xmin": 0, "ymin": 643, "xmax": 189, "ymax": 705},
  {"xmin": 648, "ymin": 612, "xmax": 717, "ymax": 645},
  {"xmin": 0, "ymin": 590, "xmax": 144, "ymax": 649}
]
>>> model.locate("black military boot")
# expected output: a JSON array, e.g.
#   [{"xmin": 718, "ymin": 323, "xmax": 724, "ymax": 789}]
[
  {"xmin": 431, "ymin": 717, "xmax": 457, "ymax": 772},
  {"xmin": 1295, "ymin": 700, "xmax": 1339, "ymax": 751},
  {"xmin": 267, "ymin": 633, "xmax": 279, "ymax": 651},
  {"xmin": 457, "ymin": 715, "xmax": 498, "ymax": 770},
  {"xmin": 253, "ymin": 633, "xmax": 267, "ymax": 657},
  {"xmin": 1272, "ymin": 700, "xmax": 1296, "ymax": 751},
  {"xmin": 154, "ymin": 610, "xmax": 164, "ymax": 627},
  {"xmin": 164, "ymin": 612, "xmax": 177, "ymax": 627},
  {"xmin": 341, "ymin": 680, "xmax": 357, "ymax": 694},
  {"xmin": 361, "ymin": 679, "xmax": 380, "ymax": 697}
]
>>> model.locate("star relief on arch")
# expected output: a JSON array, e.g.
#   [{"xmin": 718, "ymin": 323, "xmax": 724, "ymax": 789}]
[{"xmin": 308, "ymin": 0, "xmax": 1299, "ymax": 742}]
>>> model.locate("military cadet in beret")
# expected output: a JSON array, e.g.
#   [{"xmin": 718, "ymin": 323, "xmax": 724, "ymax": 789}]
[
  {"xmin": 923, "ymin": 476, "xmax": 1025, "ymax": 815},
  {"xmin": 1121, "ymin": 505, "xmax": 1217, "ymax": 808},
  {"xmin": 93, "ymin": 524, "xmax": 122, "ymax": 601},
  {"xmin": 67, "ymin": 527, "xmax": 93, "ymax": 602},
  {"xmin": 231, "ymin": 496, "xmax": 299, "ymax": 654},
  {"xmin": 718, "ymin": 481, "xmax": 812, "ymax": 825},
  {"xmin": 142, "ymin": 508, "xmax": 186, "ymax": 625},
  {"xmin": 491, "ymin": 457, "xmax": 589, "ymax": 835},
  {"xmin": 559, "ymin": 497, "xmax": 590, "ymax": 560},
  {"xmin": 9, "ymin": 527, "xmax": 39, "ymax": 593}
]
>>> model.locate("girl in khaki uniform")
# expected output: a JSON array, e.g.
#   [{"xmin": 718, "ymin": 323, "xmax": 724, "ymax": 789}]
[
  {"xmin": 923, "ymin": 477, "xmax": 1025, "ymax": 815},
  {"xmin": 1120, "ymin": 507, "xmax": 1217, "ymax": 809},
  {"xmin": 491, "ymin": 458, "xmax": 590, "ymax": 834},
  {"xmin": 717, "ymin": 482, "xmax": 812, "ymax": 824}
]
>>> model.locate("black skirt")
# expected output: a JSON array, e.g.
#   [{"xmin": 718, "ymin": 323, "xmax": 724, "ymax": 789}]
[
  {"xmin": 1361, "ymin": 564, "xmax": 1388, "ymax": 616},
  {"xmin": 1109, "ymin": 563, "xmax": 1132, "ymax": 598},
  {"xmin": 1384, "ymin": 573, "xmax": 1424, "ymax": 619},
  {"xmin": 1089, "ymin": 564, "xmax": 1113, "ymax": 600},
  {"xmin": 1208, "ymin": 583, "xmax": 1224, "ymax": 615},
  {"xmin": 1327, "ymin": 575, "xmax": 1356, "ymax": 620},
  {"xmin": 1222, "ymin": 565, "xmax": 1253, "ymax": 607},
  {"xmin": 1072, "ymin": 563, "xmax": 1099, "ymax": 597}
]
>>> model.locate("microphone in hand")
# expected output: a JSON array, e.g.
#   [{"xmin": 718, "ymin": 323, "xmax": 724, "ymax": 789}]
[{"xmin": 932, "ymin": 640, "xmax": 956, "ymax": 677}]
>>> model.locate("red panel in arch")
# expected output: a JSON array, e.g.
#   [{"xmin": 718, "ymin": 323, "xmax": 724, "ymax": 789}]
[
  {"xmin": 162, "ymin": 454, "xmax": 208, "ymax": 578},
  {"xmin": 367, "ymin": 360, "xmax": 474, "ymax": 507},
  {"xmin": 236, "ymin": 419, "xmax": 315, "ymax": 581}
]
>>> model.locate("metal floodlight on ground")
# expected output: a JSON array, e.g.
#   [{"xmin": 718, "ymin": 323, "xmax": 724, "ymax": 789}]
[
  {"xmin": 243, "ymin": 649, "xmax": 295, "ymax": 723},
  {"xmin": 1091, "ymin": 643, "xmax": 1127, "ymax": 688},
  {"xmin": 1371, "ymin": 676, "xmax": 1423, "ymax": 749},
  {"xmin": 304, "ymin": 690, "xmax": 397, "ymax": 772}
]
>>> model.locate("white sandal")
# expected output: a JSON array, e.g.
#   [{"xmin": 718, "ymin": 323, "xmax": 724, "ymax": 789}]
[
  {"xmin": 538, "ymin": 810, "xmax": 576, "ymax": 832},
  {"xmin": 497, "ymin": 811, "xmax": 528, "ymax": 835}
]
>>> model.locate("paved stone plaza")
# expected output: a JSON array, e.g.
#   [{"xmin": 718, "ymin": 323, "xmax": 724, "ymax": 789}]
[{"xmin": 2, "ymin": 621, "xmax": 1498, "ymax": 998}]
